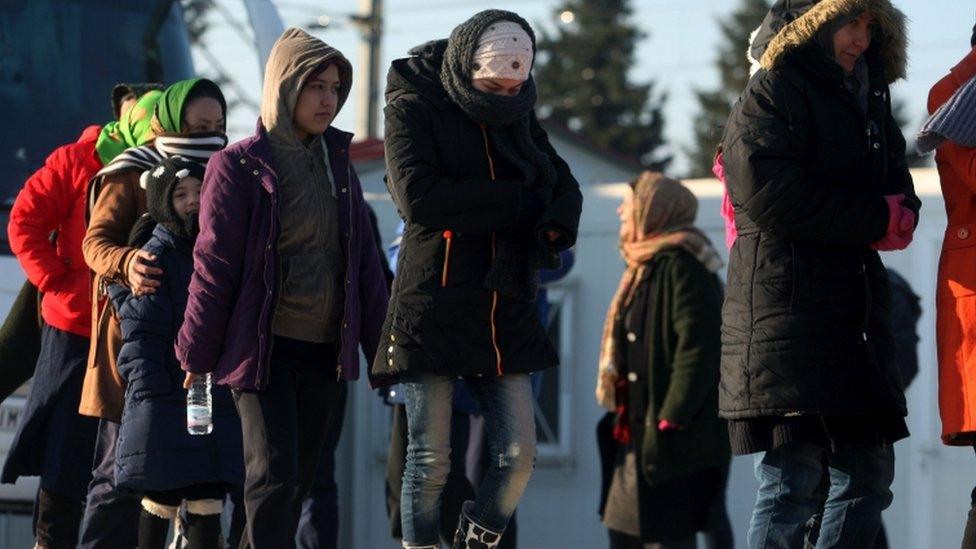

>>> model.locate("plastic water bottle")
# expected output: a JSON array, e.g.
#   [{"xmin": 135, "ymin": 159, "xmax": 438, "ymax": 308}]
[{"xmin": 186, "ymin": 373, "xmax": 213, "ymax": 435}]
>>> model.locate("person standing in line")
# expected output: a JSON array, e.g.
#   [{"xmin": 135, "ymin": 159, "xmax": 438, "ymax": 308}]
[
  {"xmin": 109, "ymin": 157, "xmax": 242, "ymax": 548},
  {"xmin": 176, "ymin": 28, "xmax": 389, "ymax": 548},
  {"xmin": 720, "ymin": 0, "xmax": 919, "ymax": 547},
  {"xmin": 596, "ymin": 173, "xmax": 731, "ymax": 549},
  {"xmin": 79, "ymin": 79, "xmax": 228, "ymax": 549},
  {"xmin": 0, "ymin": 85, "xmax": 165, "ymax": 548},
  {"xmin": 372, "ymin": 9, "xmax": 583, "ymax": 548}
]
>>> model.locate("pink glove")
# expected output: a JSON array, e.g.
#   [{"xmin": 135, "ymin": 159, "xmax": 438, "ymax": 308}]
[
  {"xmin": 871, "ymin": 195, "xmax": 915, "ymax": 251},
  {"xmin": 658, "ymin": 419, "xmax": 679, "ymax": 431}
]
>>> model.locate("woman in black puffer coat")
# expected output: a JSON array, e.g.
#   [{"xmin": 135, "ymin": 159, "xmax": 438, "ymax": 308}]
[
  {"xmin": 371, "ymin": 9, "xmax": 582, "ymax": 549},
  {"xmin": 720, "ymin": 1, "xmax": 919, "ymax": 547}
]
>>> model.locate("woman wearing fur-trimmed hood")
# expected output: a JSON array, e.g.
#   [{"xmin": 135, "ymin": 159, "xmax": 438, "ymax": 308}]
[{"xmin": 720, "ymin": 0, "xmax": 919, "ymax": 547}]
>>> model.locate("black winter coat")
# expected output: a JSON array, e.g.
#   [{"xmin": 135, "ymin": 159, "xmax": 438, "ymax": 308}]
[
  {"xmin": 720, "ymin": 0, "xmax": 918, "ymax": 419},
  {"xmin": 371, "ymin": 41, "xmax": 583, "ymax": 381},
  {"xmin": 111, "ymin": 225, "xmax": 243, "ymax": 492},
  {"xmin": 619, "ymin": 249, "xmax": 729, "ymax": 485}
]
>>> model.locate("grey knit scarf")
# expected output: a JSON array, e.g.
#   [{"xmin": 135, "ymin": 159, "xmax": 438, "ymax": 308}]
[
  {"xmin": 918, "ymin": 74, "xmax": 976, "ymax": 154},
  {"xmin": 440, "ymin": 10, "xmax": 559, "ymax": 300},
  {"xmin": 440, "ymin": 9, "xmax": 557, "ymax": 193}
]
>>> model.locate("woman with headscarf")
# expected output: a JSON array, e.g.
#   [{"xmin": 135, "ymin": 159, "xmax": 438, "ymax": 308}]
[
  {"xmin": 175, "ymin": 29, "xmax": 389, "ymax": 547},
  {"xmin": 78, "ymin": 78, "xmax": 228, "ymax": 549},
  {"xmin": 596, "ymin": 173, "xmax": 730, "ymax": 549},
  {"xmin": 0, "ymin": 83, "xmax": 161, "ymax": 549},
  {"xmin": 720, "ymin": 1, "xmax": 918, "ymax": 547},
  {"xmin": 371, "ymin": 10, "xmax": 583, "ymax": 549}
]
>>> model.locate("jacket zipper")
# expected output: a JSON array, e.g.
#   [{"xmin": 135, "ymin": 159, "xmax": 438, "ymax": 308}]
[
  {"xmin": 441, "ymin": 230, "xmax": 454, "ymax": 287},
  {"xmin": 479, "ymin": 124, "xmax": 504, "ymax": 376},
  {"xmin": 336, "ymin": 153, "xmax": 354, "ymax": 382}
]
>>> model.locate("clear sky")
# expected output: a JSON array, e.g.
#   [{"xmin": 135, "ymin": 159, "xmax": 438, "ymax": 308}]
[{"xmin": 200, "ymin": 0, "xmax": 974, "ymax": 176}]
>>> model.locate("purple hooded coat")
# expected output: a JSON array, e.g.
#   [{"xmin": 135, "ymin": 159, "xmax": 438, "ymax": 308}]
[{"xmin": 176, "ymin": 120, "xmax": 389, "ymax": 390}]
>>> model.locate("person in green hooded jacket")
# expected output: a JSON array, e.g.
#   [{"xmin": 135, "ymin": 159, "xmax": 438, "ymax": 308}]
[
  {"xmin": 78, "ymin": 78, "xmax": 228, "ymax": 549},
  {"xmin": 0, "ymin": 83, "xmax": 161, "ymax": 549}
]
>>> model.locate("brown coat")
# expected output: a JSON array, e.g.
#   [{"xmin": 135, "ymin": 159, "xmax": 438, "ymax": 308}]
[{"xmin": 79, "ymin": 169, "xmax": 146, "ymax": 421}]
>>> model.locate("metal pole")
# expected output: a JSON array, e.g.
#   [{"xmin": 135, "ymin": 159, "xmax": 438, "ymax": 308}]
[{"xmin": 355, "ymin": 0, "xmax": 382, "ymax": 139}]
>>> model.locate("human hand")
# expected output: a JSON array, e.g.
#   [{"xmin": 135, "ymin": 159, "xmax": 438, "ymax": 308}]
[
  {"xmin": 183, "ymin": 372, "xmax": 200, "ymax": 390},
  {"xmin": 126, "ymin": 250, "xmax": 162, "ymax": 295}
]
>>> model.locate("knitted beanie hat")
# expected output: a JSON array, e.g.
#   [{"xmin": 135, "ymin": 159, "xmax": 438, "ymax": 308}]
[
  {"xmin": 472, "ymin": 21, "xmax": 533, "ymax": 81},
  {"xmin": 140, "ymin": 156, "xmax": 205, "ymax": 239}
]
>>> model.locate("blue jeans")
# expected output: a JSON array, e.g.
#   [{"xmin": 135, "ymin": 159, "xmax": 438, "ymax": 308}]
[
  {"xmin": 748, "ymin": 442, "xmax": 895, "ymax": 549},
  {"xmin": 401, "ymin": 373, "xmax": 536, "ymax": 546}
]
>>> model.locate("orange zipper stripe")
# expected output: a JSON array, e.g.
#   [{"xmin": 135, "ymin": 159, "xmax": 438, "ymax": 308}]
[
  {"xmin": 480, "ymin": 125, "xmax": 503, "ymax": 376},
  {"xmin": 441, "ymin": 230, "xmax": 453, "ymax": 287}
]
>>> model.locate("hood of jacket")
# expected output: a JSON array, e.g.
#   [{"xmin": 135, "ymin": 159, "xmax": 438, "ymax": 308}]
[
  {"xmin": 260, "ymin": 27, "xmax": 353, "ymax": 148},
  {"xmin": 385, "ymin": 39, "xmax": 452, "ymax": 107},
  {"xmin": 751, "ymin": 0, "xmax": 907, "ymax": 84}
]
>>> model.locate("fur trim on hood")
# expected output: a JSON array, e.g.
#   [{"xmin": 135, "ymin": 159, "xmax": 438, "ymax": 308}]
[{"xmin": 759, "ymin": 0, "xmax": 907, "ymax": 84}]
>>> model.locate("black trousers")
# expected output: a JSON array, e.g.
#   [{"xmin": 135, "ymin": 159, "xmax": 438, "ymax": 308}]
[{"xmin": 233, "ymin": 336, "xmax": 341, "ymax": 549}]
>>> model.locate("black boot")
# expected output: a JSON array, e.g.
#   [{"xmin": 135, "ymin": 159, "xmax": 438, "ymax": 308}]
[
  {"xmin": 138, "ymin": 498, "xmax": 176, "ymax": 549},
  {"xmin": 34, "ymin": 488, "xmax": 83, "ymax": 549},
  {"xmin": 185, "ymin": 512, "xmax": 222, "ymax": 549},
  {"xmin": 452, "ymin": 501, "xmax": 504, "ymax": 549}
]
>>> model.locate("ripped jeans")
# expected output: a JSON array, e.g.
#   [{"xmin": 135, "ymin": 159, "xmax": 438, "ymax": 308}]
[{"xmin": 400, "ymin": 372, "xmax": 536, "ymax": 546}]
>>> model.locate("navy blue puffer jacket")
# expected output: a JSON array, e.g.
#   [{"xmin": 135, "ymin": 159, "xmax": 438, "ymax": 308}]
[{"xmin": 111, "ymin": 224, "xmax": 243, "ymax": 492}]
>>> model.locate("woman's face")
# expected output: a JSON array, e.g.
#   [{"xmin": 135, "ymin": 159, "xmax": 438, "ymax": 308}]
[
  {"xmin": 172, "ymin": 176, "xmax": 202, "ymax": 221},
  {"xmin": 618, "ymin": 189, "xmax": 635, "ymax": 240},
  {"xmin": 294, "ymin": 64, "xmax": 341, "ymax": 142},
  {"xmin": 833, "ymin": 11, "xmax": 875, "ymax": 73},
  {"xmin": 473, "ymin": 77, "xmax": 524, "ymax": 97},
  {"xmin": 182, "ymin": 97, "xmax": 225, "ymax": 134}
]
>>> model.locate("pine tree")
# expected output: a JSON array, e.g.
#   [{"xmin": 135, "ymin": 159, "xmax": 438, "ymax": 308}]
[
  {"xmin": 535, "ymin": 0, "xmax": 671, "ymax": 170},
  {"xmin": 687, "ymin": 0, "xmax": 769, "ymax": 178}
]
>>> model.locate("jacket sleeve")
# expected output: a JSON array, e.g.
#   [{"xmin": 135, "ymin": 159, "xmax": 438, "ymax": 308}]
[
  {"xmin": 8, "ymin": 145, "xmax": 74, "ymax": 292},
  {"xmin": 530, "ymin": 114, "xmax": 583, "ymax": 251},
  {"xmin": 176, "ymin": 151, "xmax": 249, "ymax": 374},
  {"xmin": 353, "ymin": 170, "xmax": 389, "ymax": 369},
  {"xmin": 83, "ymin": 172, "xmax": 141, "ymax": 283},
  {"xmin": 882, "ymin": 95, "xmax": 920, "ymax": 216},
  {"xmin": 928, "ymin": 48, "xmax": 976, "ymax": 195},
  {"xmin": 657, "ymin": 255, "xmax": 723, "ymax": 426},
  {"xmin": 115, "ymin": 255, "xmax": 175, "ymax": 400},
  {"xmin": 383, "ymin": 98, "xmax": 541, "ymax": 235},
  {"xmin": 723, "ymin": 74, "xmax": 889, "ymax": 245}
]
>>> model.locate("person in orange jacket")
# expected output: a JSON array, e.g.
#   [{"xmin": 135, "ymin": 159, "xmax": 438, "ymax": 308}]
[{"xmin": 925, "ymin": 25, "xmax": 976, "ymax": 548}]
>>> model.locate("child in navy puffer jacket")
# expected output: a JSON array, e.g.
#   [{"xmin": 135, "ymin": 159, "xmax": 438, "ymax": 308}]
[{"xmin": 110, "ymin": 156, "xmax": 243, "ymax": 548}]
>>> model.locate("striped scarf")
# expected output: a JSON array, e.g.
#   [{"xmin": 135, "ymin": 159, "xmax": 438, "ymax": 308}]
[
  {"xmin": 917, "ymin": 74, "xmax": 976, "ymax": 154},
  {"xmin": 95, "ymin": 132, "xmax": 228, "ymax": 178}
]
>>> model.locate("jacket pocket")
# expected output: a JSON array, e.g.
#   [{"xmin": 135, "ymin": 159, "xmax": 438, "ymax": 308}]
[{"xmin": 940, "ymin": 226, "xmax": 976, "ymax": 300}]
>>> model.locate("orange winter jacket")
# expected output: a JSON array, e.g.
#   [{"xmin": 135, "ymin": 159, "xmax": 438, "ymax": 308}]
[{"xmin": 933, "ymin": 47, "xmax": 976, "ymax": 444}]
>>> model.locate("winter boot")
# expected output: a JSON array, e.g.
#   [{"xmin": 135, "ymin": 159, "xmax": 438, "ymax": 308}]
[{"xmin": 452, "ymin": 501, "xmax": 504, "ymax": 549}]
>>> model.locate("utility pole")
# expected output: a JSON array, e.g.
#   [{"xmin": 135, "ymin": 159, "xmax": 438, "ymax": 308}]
[{"xmin": 351, "ymin": 0, "xmax": 383, "ymax": 139}]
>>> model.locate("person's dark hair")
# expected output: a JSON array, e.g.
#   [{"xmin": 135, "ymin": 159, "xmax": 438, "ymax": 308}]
[
  {"xmin": 971, "ymin": 17, "xmax": 976, "ymax": 47},
  {"xmin": 302, "ymin": 61, "xmax": 341, "ymax": 89},
  {"xmin": 111, "ymin": 83, "xmax": 165, "ymax": 120},
  {"xmin": 182, "ymin": 79, "xmax": 227, "ymax": 131}
]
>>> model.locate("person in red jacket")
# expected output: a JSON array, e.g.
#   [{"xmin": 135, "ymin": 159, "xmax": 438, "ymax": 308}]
[
  {"xmin": 925, "ymin": 27, "xmax": 976, "ymax": 548},
  {"xmin": 0, "ymin": 91, "xmax": 161, "ymax": 546}
]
